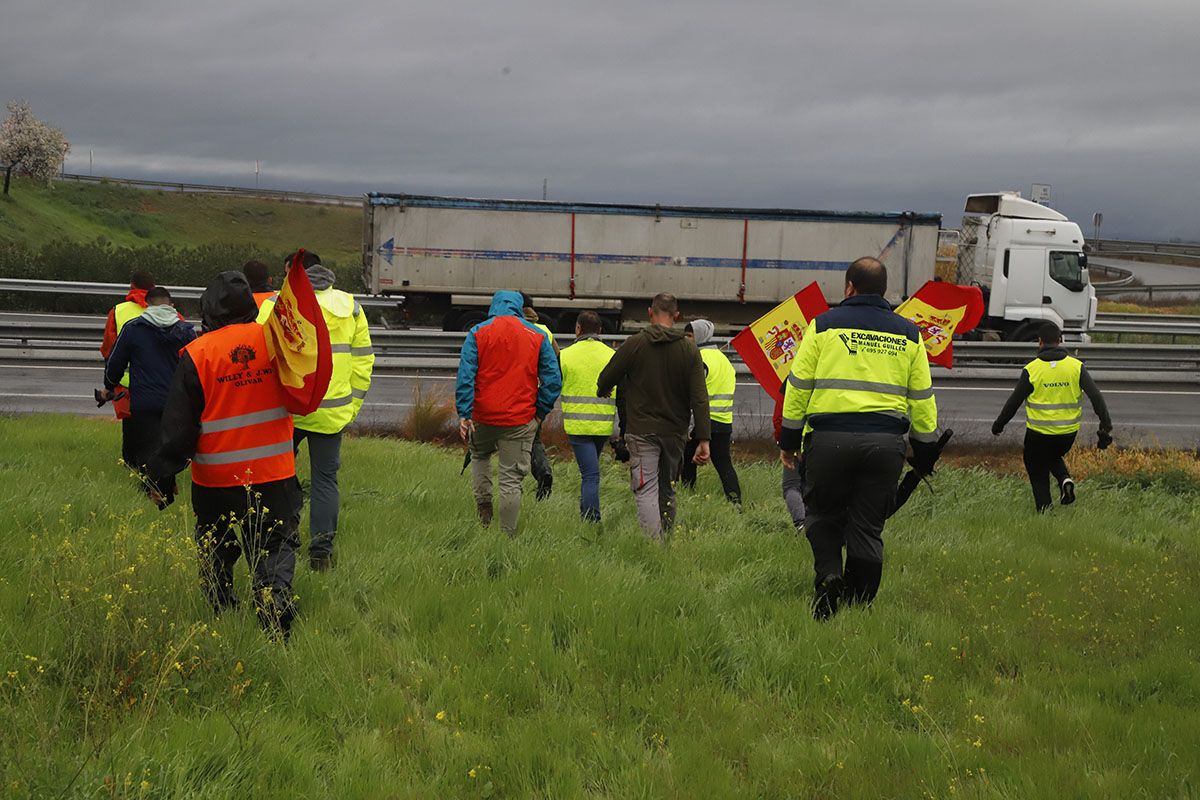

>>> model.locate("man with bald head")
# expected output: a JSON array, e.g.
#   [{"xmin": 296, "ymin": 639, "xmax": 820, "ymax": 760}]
[{"xmin": 779, "ymin": 257, "xmax": 939, "ymax": 620}]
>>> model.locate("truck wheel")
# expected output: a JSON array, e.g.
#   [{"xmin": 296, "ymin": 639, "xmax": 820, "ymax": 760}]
[
  {"xmin": 555, "ymin": 312, "xmax": 577, "ymax": 335},
  {"xmin": 1006, "ymin": 321, "xmax": 1041, "ymax": 342},
  {"xmin": 455, "ymin": 310, "xmax": 486, "ymax": 331}
]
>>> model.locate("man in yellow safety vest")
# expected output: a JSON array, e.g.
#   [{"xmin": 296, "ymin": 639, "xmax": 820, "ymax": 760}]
[
  {"xmin": 779, "ymin": 258, "xmax": 938, "ymax": 620},
  {"xmin": 681, "ymin": 318, "xmax": 742, "ymax": 505},
  {"xmin": 991, "ymin": 322, "xmax": 1112, "ymax": 511},
  {"xmin": 521, "ymin": 292, "xmax": 558, "ymax": 501},
  {"xmin": 100, "ymin": 271, "xmax": 156, "ymax": 464},
  {"xmin": 269, "ymin": 251, "xmax": 375, "ymax": 571},
  {"xmin": 558, "ymin": 310, "xmax": 617, "ymax": 521}
]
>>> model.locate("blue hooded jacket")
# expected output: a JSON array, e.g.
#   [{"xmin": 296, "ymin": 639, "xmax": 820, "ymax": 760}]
[{"xmin": 455, "ymin": 291, "xmax": 561, "ymax": 424}]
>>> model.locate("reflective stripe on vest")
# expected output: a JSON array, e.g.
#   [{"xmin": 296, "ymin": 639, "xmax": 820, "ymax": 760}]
[
  {"xmin": 186, "ymin": 322, "xmax": 295, "ymax": 487},
  {"xmin": 1025, "ymin": 356, "xmax": 1084, "ymax": 435},
  {"xmin": 112, "ymin": 301, "xmax": 145, "ymax": 388},
  {"xmin": 559, "ymin": 338, "xmax": 616, "ymax": 436},
  {"xmin": 701, "ymin": 348, "xmax": 736, "ymax": 424}
]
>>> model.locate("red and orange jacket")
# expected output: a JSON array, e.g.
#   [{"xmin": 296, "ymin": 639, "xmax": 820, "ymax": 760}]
[{"xmin": 455, "ymin": 291, "xmax": 561, "ymax": 427}]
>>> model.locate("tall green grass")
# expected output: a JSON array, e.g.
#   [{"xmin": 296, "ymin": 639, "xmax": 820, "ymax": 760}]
[{"xmin": 1, "ymin": 416, "xmax": 1197, "ymax": 798}]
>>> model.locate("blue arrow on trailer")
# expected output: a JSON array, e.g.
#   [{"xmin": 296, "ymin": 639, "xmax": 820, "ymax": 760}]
[{"xmin": 378, "ymin": 237, "xmax": 396, "ymax": 265}]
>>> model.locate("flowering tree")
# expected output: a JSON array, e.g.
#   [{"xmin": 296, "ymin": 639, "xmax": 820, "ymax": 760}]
[{"xmin": 1, "ymin": 101, "xmax": 70, "ymax": 195}]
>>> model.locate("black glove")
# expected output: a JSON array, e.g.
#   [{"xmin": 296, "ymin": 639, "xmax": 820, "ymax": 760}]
[
  {"xmin": 910, "ymin": 439, "xmax": 940, "ymax": 476},
  {"xmin": 1097, "ymin": 430, "xmax": 1113, "ymax": 450},
  {"xmin": 991, "ymin": 421, "xmax": 1004, "ymax": 436},
  {"xmin": 611, "ymin": 438, "xmax": 630, "ymax": 463}
]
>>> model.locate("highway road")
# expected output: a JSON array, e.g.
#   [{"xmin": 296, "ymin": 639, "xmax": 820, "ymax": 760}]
[
  {"xmin": 1091, "ymin": 256, "xmax": 1200, "ymax": 287},
  {"xmin": 3, "ymin": 362, "xmax": 1196, "ymax": 449}
]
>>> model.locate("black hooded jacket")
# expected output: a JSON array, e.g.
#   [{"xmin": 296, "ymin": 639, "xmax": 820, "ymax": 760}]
[{"xmin": 146, "ymin": 272, "xmax": 259, "ymax": 491}]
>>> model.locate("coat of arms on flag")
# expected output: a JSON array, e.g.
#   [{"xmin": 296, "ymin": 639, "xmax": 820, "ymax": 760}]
[
  {"xmin": 894, "ymin": 280, "xmax": 985, "ymax": 368},
  {"xmin": 731, "ymin": 282, "xmax": 830, "ymax": 401},
  {"xmin": 262, "ymin": 249, "xmax": 333, "ymax": 415}
]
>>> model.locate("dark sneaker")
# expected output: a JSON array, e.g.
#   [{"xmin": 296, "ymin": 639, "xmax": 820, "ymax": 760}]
[
  {"xmin": 309, "ymin": 553, "xmax": 335, "ymax": 572},
  {"xmin": 477, "ymin": 500, "xmax": 494, "ymax": 526},
  {"xmin": 1060, "ymin": 478, "xmax": 1076, "ymax": 506},
  {"xmin": 535, "ymin": 474, "xmax": 553, "ymax": 501}
]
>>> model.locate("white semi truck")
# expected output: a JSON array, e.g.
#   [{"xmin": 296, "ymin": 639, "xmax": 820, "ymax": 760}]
[
  {"xmin": 361, "ymin": 191, "xmax": 1094, "ymax": 338},
  {"xmin": 956, "ymin": 192, "xmax": 1096, "ymax": 340}
]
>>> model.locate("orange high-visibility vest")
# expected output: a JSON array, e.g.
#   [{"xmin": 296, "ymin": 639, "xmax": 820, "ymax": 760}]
[
  {"xmin": 185, "ymin": 322, "xmax": 295, "ymax": 488},
  {"xmin": 253, "ymin": 291, "xmax": 277, "ymax": 309}
]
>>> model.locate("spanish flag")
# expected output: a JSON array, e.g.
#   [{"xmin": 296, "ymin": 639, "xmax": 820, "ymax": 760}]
[
  {"xmin": 731, "ymin": 282, "xmax": 830, "ymax": 402},
  {"xmin": 894, "ymin": 280, "xmax": 985, "ymax": 368},
  {"xmin": 262, "ymin": 250, "xmax": 333, "ymax": 415}
]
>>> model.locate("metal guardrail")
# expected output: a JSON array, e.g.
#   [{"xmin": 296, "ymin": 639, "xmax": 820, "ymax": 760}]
[
  {"xmin": 1094, "ymin": 283, "xmax": 1200, "ymax": 300},
  {"xmin": 56, "ymin": 173, "xmax": 360, "ymax": 207},
  {"xmin": 3, "ymin": 323, "xmax": 1198, "ymax": 377},
  {"xmin": 0, "ymin": 277, "xmax": 403, "ymax": 309},
  {"xmin": 1092, "ymin": 239, "xmax": 1200, "ymax": 257}
]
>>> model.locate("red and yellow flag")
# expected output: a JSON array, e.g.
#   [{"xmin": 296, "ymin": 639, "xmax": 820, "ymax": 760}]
[
  {"xmin": 731, "ymin": 282, "xmax": 830, "ymax": 402},
  {"xmin": 894, "ymin": 281, "xmax": 985, "ymax": 368},
  {"xmin": 262, "ymin": 250, "xmax": 333, "ymax": 415}
]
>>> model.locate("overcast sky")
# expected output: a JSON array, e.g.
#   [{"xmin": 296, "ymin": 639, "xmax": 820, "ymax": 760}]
[{"xmin": 2, "ymin": 0, "xmax": 1198, "ymax": 238}]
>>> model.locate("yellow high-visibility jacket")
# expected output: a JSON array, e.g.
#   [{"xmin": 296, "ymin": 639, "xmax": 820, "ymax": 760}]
[
  {"xmin": 700, "ymin": 348, "xmax": 736, "ymax": 424},
  {"xmin": 559, "ymin": 337, "xmax": 617, "ymax": 436},
  {"xmin": 275, "ymin": 289, "xmax": 375, "ymax": 434},
  {"xmin": 779, "ymin": 294, "xmax": 937, "ymax": 452},
  {"xmin": 1024, "ymin": 356, "xmax": 1083, "ymax": 434},
  {"xmin": 111, "ymin": 301, "xmax": 145, "ymax": 387}
]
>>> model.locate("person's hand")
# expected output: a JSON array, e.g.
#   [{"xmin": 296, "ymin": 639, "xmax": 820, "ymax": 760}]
[
  {"xmin": 1097, "ymin": 430, "xmax": 1113, "ymax": 450},
  {"xmin": 910, "ymin": 440, "xmax": 940, "ymax": 476},
  {"xmin": 459, "ymin": 417, "xmax": 475, "ymax": 443},
  {"xmin": 991, "ymin": 421, "xmax": 1004, "ymax": 436},
  {"xmin": 611, "ymin": 438, "xmax": 630, "ymax": 463},
  {"xmin": 780, "ymin": 449, "xmax": 798, "ymax": 470},
  {"xmin": 692, "ymin": 440, "xmax": 711, "ymax": 465}
]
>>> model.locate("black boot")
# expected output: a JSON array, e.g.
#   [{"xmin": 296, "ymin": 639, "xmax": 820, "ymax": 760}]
[
  {"xmin": 842, "ymin": 557, "xmax": 882, "ymax": 607},
  {"xmin": 813, "ymin": 573, "xmax": 844, "ymax": 621}
]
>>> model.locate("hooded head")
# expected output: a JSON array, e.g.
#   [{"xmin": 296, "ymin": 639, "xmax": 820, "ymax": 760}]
[
  {"xmin": 487, "ymin": 290, "xmax": 525, "ymax": 319},
  {"xmin": 201, "ymin": 271, "xmax": 258, "ymax": 333},
  {"xmin": 685, "ymin": 319, "xmax": 715, "ymax": 346},
  {"xmin": 305, "ymin": 264, "xmax": 337, "ymax": 291}
]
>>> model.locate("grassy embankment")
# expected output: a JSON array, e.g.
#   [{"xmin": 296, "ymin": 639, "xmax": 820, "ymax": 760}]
[
  {"xmin": 0, "ymin": 178, "xmax": 361, "ymax": 314},
  {"xmin": 2, "ymin": 415, "xmax": 1198, "ymax": 798},
  {"xmin": 0, "ymin": 177, "xmax": 359, "ymax": 264}
]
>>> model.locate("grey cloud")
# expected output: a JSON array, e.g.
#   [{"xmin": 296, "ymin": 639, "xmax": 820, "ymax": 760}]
[{"xmin": 2, "ymin": 0, "xmax": 1198, "ymax": 238}]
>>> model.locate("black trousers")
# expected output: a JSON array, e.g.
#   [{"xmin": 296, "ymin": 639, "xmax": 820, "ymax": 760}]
[
  {"xmin": 1023, "ymin": 429, "xmax": 1076, "ymax": 511},
  {"xmin": 801, "ymin": 431, "xmax": 906, "ymax": 601},
  {"xmin": 192, "ymin": 477, "xmax": 301, "ymax": 635},
  {"xmin": 121, "ymin": 411, "xmax": 162, "ymax": 473},
  {"xmin": 122, "ymin": 411, "xmax": 174, "ymax": 495},
  {"xmin": 681, "ymin": 421, "xmax": 742, "ymax": 502}
]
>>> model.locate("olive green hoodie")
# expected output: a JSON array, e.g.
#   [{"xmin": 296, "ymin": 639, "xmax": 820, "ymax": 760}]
[{"xmin": 596, "ymin": 324, "xmax": 710, "ymax": 440}]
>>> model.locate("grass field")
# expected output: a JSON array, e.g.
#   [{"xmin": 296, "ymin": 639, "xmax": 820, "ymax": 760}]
[
  {"xmin": 0, "ymin": 178, "xmax": 360, "ymax": 264},
  {"xmin": 2, "ymin": 416, "xmax": 1198, "ymax": 798}
]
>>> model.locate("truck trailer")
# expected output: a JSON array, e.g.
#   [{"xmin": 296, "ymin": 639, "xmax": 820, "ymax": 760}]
[{"xmin": 362, "ymin": 194, "xmax": 941, "ymax": 332}]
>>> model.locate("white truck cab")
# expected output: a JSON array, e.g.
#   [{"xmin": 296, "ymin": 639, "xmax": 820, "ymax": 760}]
[{"xmin": 957, "ymin": 192, "xmax": 1095, "ymax": 340}]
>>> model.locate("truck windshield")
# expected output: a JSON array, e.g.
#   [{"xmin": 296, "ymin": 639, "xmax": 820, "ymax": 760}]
[{"xmin": 1049, "ymin": 251, "xmax": 1088, "ymax": 292}]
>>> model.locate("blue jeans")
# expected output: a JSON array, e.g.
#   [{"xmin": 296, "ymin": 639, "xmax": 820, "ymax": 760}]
[{"xmin": 569, "ymin": 435, "xmax": 608, "ymax": 521}]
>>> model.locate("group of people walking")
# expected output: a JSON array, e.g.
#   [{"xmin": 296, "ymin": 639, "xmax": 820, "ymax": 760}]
[
  {"xmin": 100, "ymin": 253, "xmax": 1112, "ymax": 636},
  {"xmin": 455, "ymin": 290, "xmax": 744, "ymax": 541},
  {"xmin": 100, "ymin": 254, "xmax": 373, "ymax": 637}
]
